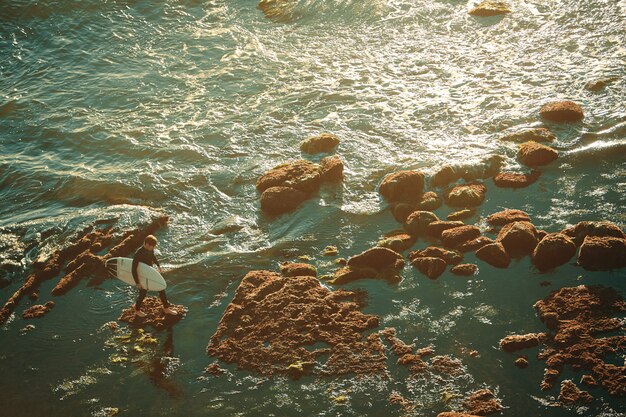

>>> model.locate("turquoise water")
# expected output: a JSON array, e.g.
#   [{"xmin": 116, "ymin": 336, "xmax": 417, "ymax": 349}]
[{"xmin": 1, "ymin": 0, "xmax": 625, "ymax": 415}]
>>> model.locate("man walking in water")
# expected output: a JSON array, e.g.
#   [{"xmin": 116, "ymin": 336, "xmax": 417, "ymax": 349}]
[{"xmin": 132, "ymin": 235, "xmax": 177, "ymax": 317}]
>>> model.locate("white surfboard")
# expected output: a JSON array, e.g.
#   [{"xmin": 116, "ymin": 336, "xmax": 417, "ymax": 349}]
[{"xmin": 105, "ymin": 257, "xmax": 167, "ymax": 292}]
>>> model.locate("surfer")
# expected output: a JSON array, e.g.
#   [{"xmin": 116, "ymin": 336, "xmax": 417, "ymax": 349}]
[{"xmin": 132, "ymin": 235, "xmax": 177, "ymax": 317}]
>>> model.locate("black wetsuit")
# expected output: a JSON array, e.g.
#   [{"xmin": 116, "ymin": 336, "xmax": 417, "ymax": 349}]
[{"xmin": 132, "ymin": 246, "xmax": 169, "ymax": 309}]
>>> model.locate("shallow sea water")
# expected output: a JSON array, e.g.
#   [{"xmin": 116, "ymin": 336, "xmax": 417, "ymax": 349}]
[{"xmin": 0, "ymin": 0, "xmax": 625, "ymax": 416}]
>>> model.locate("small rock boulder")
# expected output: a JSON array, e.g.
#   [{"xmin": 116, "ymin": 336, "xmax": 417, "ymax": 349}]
[
  {"xmin": 319, "ymin": 155, "xmax": 344, "ymax": 182},
  {"xmin": 540, "ymin": 101, "xmax": 584, "ymax": 123},
  {"xmin": 441, "ymin": 226, "xmax": 481, "ymax": 249},
  {"xmin": 500, "ymin": 128, "xmax": 555, "ymax": 143},
  {"xmin": 577, "ymin": 236, "xmax": 626, "ymax": 271},
  {"xmin": 476, "ymin": 242, "xmax": 510, "ymax": 268},
  {"xmin": 450, "ymin": 263, "xmax": 478, "ymax": 276},
  {"xmin": 260, "ymin": 186, "xmax": 310, "ymax": 215},
  {"xmin": 445, "ymin": 183, "xmax": 487, "ymax": 207},
  {"xmin": 426, "ymin": 221, "xmax": 465, "ymax": 239},
  {"xmin": 457, "ymin": 236, "xmax": 494, "ymax": 253},
  {"xmin": 499, "ymin": 333, "xmax": 545, "ymax": 352},
  {"xmin": 518, "ymin": 142, "xmax": 558, "ymax": 167},
  {"xmin": 468, "ymin": 1, "xmax": 511, "ymax": 16},
  {"xmin": 409, "ymin": 247, "xmax": 462, "ymax": 265},
  {"xmin": 515, "ymin": 356, "xmax": 529, "ymax": 369},
  {"xmin": 410, "ymin": 257, "xmax": 447, "ymax": 280},
  {"xmin": 585, "ymin": 77, "xmax": 617, "ymax": 92},
  {"xmin": 532, "ymin": 233, "xmax": 576, "ymax": 272},
  {"xmin": 447, "ymin": 209, "xmax": 475, "ymax": 221},
  {"xmin": 496, "ymin": 221, "xmax": 538, "ymax": 256},
  {"xmin": 378, "ymin": 232, "xmax": 416, "ymax": 253},
  {"xmin": 22, "ymin": 301, "xmax": 55, "ymax": 319},
  {"xmin": 300, "ymin": 133, "xmax": 340, "ymax": 154},
  {"xmin": 379, "ymin": 170, "xmax": 425, "ymax": 202},
  {"xmin": 256, "ymin": 160, "xmax": 321, "ymax": 193},
  {"xmin": 280, "ymin": 262, "xmax": 317, "ymax": 277},
  {"xmin": 430, "ymin": 165, "xmax": 458, "ymax": 188},
  {"xmin": 392, "ymin": 203, "xmax": 416, "ymax": 223},
  {"xmin": 487, "ymin": 209, "xmax": 530, "ymax": 227},
  {"xmin": 562, "ymin": 221, "xmax": 626, "ymax": 246},
  {"xmin": 404, "ymin": 211, "xmax": 439, "ymax": 236},
  {"xmin": 417, "ymin": 191, "xmax": 442, "ymax": 211},
  {"xmin": 462, "ymin": 389, "xmax": 503, "ymax": 416},
  {"xmin": 493, "ymin": 171, "xmax": 541, "ymax": 188},
  {"xmin": 347, "ymin": 247, "xmax": 405, "ymax": 271},
  {"xmin": 558, "ymin": 380, "xmax": 593, "ymax": 405}
]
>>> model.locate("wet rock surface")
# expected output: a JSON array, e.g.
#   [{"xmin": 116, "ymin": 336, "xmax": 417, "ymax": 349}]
[
  {"xmin": 476, "ymin": 242, "xmax": 510, "ymax": 268},
  {"xmin": 279, "ymin": 262, "xmax": 317, "ymax": 277},
  {"xmin": 558, "ymin": 380, "xmax": 593, "ymax": 405},
  {"xmin": 577, "ymin": 236, "xmax": 626, "ymax": 271},
  {"xmin": 119, "ymin": 297, "xmax": 187, "ymax": 330},
  {"xmin": 506, "ymin": 285, "xmax": 626, "ymax": 396},
  {"xmin": 518, "ymin": 141, "xmax": 558, "ymax": 167},
  {"xmin": 500, "ymin": 127, "xmax": 555, "ymax": 143},
  {"xmin": 409, "ymin": 246, "xmax": 462, "ymax": 265},
  {"xmin": 562, "ymin": 221, "xmax": 626, "ymax": 246},
  {"xmin": 256, "ymin": 160, "xmax": 321, "ymax": 193},
  {"xmin": 410, "ymin": 256, "xmax": 447, "ymax": 280},
  {"xmin": 441, "ymin": 226, "xmax": 481, "ymax": 249},
  {"xmin": 379, "ymin": 170, "xmax": 425, "ymax": 203},
  {"xmin": 468, "ymin": 1, "xmax": 511, "ymax": 16},
  {"xmin": 447, "ymin": 209, "xmax": 475, "ymax": 221},
  {"xmin": 487, "ymin": 209, "xmax": 530, "ymax": 227},
  {"xmin": 22, "ymin": 301, "xmax": 55, "ymax": 319},
  {"xmin": 445, "ymin": 183, "xmax": 487, "ymax": 207},
  {"xmin": 496, "ymin": 221, "xmax": 538, "ymax": 256},
  {"xmin": 532, "ymin": 233, "xmax": 577, "ymax": 271},
  {"xmin": 378, "ymin": 231, "xmax": 416, "ymax": 253},
  {"xmin": 540, "ymin": 100, "xmax": 584, "ymax": 123},
  {"xmin": 299, "ymin": 133, "xmax": 340, "ymax": 154},
  {"xmin": 493, "ymin": 171, "xmax": 541, "ymax": 188},
  {"xmin": 450, "ymin": 263, "xmax": 478, "ymax": 276},
  {"xmin": 462, "ymin": 389, "xmax": 503, "ymax": 415},
  {"xmin": 499, "ymin": 333, "xmax": 545, "ymax": 352},
  {"xmin": 319, "ymin": 155, "xmax": 344, "ymax": 182},
  {"xmin": 404, "ymin": 210, "xmax": 439, "ymax": 235}
]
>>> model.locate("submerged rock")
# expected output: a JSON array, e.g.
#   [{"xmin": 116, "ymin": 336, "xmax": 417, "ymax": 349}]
[
  {"xmin": 476, "ymin": 242, "xmax": 510, "ymax": 268},
  {"xmin": 500, "ymin": 333, "xmax": 545, "ymax": 352},
  {"xmin": 410, "ymin": 256, "xmax": 447, "ymax": 280},
  {"xmin": 260, "ymin": 186, "xmax": 309, "ymax": 215},
  {"xmin": 468, "ymin": 1, "xmax": 511, "ymax": 16},
  {"xmin": 532, "ymin": 233, "xmax": 576, "ymax": 272},
  {"xmin": 441, "ymin": 226, "xmax": 481, "ymax": 249},
  {"xmin": 518, "ymin": 142, "xmax": 558, "ymax": 167},
  {"xmin": 450, "ymin": 264, "xmax": 478, "ymax": 276},
  {"xmin": 330, "ymin": 247, "xmax": 406, "ymax": 285},
  {"xmin": 379, "ymin": 170, "xmax": 425, "ymax": 202},
  {"xmin": 577, "ymin": 235, "xmax": 626, "ymax": 271},
  {"xmin": 22, "ymin": 301, "xmax": 55, "ymax": 319},
  {"xmin": 347, "ymin": 247, "xmax": 404, "ymax": 270},
  {"xmin": 585, "ymin": 77, "xmax": 617, "ymax": 92},
  {"xmin": 404, "ymin": 210, "xmax": 439, "ymax": 236},
  {"xmin": 500, "ymin": 128, "xmax": 555, "ymax": 143},
  {"xmin": 496, "ymin": 221, "xmax": 538, "ymax": 256},
  {"xmin": 493, "ymin": 171, "xmax": 541, "ymax": 188},
  {"xmin": 319, "ymin": 155, "xmax": 344, "ymax": 182},
  {"xmin": 280, "ymin": 262, "xmax": 317, "ymax": 277},
  {"xmin": 487, "ymin": 209, "xmax": 530, "ymax": 227},
  {"xmin": 445, "ymin": 183, "xmax": 487, "ymax": 208},
  {"xmin": 300, "ymin": 133, "xmax": 339, "ymax": 154},
  {"xmin": 119, "ymin": 297, "xmax": 186, "ymax": 330},
  {"xmin": 539, "ymin": 100, "xmax": 584, "ymax": 123}
]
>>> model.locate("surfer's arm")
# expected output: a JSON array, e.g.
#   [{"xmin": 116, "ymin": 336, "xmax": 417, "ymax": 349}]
[{"xmin": 152, "ymin": 253, "xmax": 161, "ymax": 269}]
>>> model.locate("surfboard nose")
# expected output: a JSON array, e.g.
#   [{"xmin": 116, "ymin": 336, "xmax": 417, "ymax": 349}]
[{"xmin": 105, "ymin": 258, "xmax": 118, "ymax": 276}]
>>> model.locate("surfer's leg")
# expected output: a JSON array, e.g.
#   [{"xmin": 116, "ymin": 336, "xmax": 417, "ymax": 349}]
[
  {"xmin": 135, "ymin": 289, "xmax": 147, "ymax": 309},
  {"xmin": 160, "ymin": 291, "xmax": 178, "ymax": 315}
]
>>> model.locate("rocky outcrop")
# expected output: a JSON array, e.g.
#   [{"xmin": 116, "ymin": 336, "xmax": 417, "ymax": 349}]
[
  {"xmin": 119, "ymin": 296, "xmax": 186, "ymax": 330},
  {"xmin": 558, "ymin": 380, "xmax": 593, "ymax": 405},
  {"xmin": 319, "ymin": 155, "xmax": 344, "ymax": 182},
  {"xmin": 404, "ymin": 211, "xmax": 439, "ymax": 235},
  {"xmin": 445, "ymin": 183, "xmax": 487, "ymax": 207},
  {"xmin": 518, "ymin": 142, "xmax": 558, "ymax": 167},
  {"xmin": 462, "ymin": 389, "xmax": 503, "ymax": 415},
  {"xmin": 450, "ymin": 264, "xmax": 478, "ymax": 276},
  {"xmin": 562, "ymin": 221, "xmax": 626, "ymax": 246},
  {"xmin": 496, "ymin": 221, "xmax": 538, "ymax": 256},
  {"xmin": 280, "ymin": 262, "xmax": 317, "ymax": 277},
  {"xmin": 532, "ymin": 233, "xmax": 576, "ymax": 271},
  {"xmin": 410, "ymin": 256, "xmax": 447, "ymax": 280},
  {"xmin": 577, "ymin": 236, "xmax": 626, "ymax": 270},
  {"xmin": 347, "ymin": 247, "xmax": 404, "ymax": 270},
  {"xmin": 487, "ymin": 209, "xmax": 530, "ymax": 227},
  {"xmin": 22, "ymin": 301, "xmax": 55, "ymax": 319},
  {"xmin": 256, "ymin": 160, "xmax": 321, "ymax": 193},
  {"xmin": 329, "ymin": 247, "xmax": 405, "ymax": 285},
  {"xmin": 441, "ymin": 226, "xmax": 481, "ymax": 249},
  {"xmin": 493, "ymin": 171, "xmax": 541, "ymax": 188},
  {"xmin": 379, "ymin": 170, "xmax": 425, "ymax": 202},
  {"xmin": 500, "ymin": 128, "xmax": 555, "ymax": 143},
  {"xmin": 539, "ymin": 101, "xmax": 584, "ymax": 123},
  {"xmin": 260, "ymin": 186, "xmax": 309, "ymax": 215},
  {"xmin": 300, "ymin": 133, "xmax": 339, "ymax": 154},
  {"xmin": 476, "ymin": 242, "xmax": 510, "ymax": 268},
  {"xmin": 500, "ymin": 333, "xmax": 545, "ymax": 352},
  {"xmin": 206, "ymin": 270, "xmax": 386, "ymax": 377},
  {"xmin": 468, "ymin": 1, "xmax": 511, "ymax": 16}
]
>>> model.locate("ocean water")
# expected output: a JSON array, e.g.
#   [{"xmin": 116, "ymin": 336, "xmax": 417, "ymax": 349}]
[{"xmin": 1, "ymin": 0, "xmax": 625, "ymax": 416}]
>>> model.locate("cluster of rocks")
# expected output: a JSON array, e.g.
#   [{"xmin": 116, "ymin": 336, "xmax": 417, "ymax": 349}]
[
  {"xmin": 0, "ymin": 215, "xmax": 170, "ymax": 325},
  {"xmin": 499, "ymin": 285, "xmax": 626, "ymax": 399},
  {"xmin": 119, "ymin": 297, "xmax": 187, "ymax": 330},
  {"xmin": 256, "ymin": 133, "xmax": 344, "ymax": 215}
]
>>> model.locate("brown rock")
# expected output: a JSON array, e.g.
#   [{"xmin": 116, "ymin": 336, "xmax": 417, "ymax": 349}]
[
  {"xmin": 404, "ymin": 211, "xmax": 439, "ymax": 236},
  {"xmin": 487, "ymin": 209, "xmax": 530, "ymax": 226},
  {"xmin": 476, "ymin": 242, "xmax": 510, "ymax": 268},
  {"xmin": 457, "ymin": 236, "xmax": 495, "ymax": 253},
  {"xmin": 558, "ymin": 380, "xmax": 593, "ymax": 405},
  {"xmin": 119, "ymin": 296, "xmax": 186, "ymax": 330},
  {"xmin": 378, "ymin": 232, "xmax": 416, "ymax": 253},
  {"xmin": 392, "ymin": 203, "xmax": 416, "ymax": 223},
  {"xmin": 585, "ymin": 77, "xmax": 617, "ymax": 92},
  {"xmin": 500, "ymin": 333, "xmax": 544, "ymax": 352},
  {"xmin": 300, "ymin": 133, "xmax": 339, "ymax": 154},
  {"xmin": 425, "ymin": 221, "xmax": 464, "ymax": 239},
  {"xmin": 445, "ymin": 183, "xmax": 487, "ymax": 207},
  {"xmin": 447, "ymin": 209, "xmax": 475, "ymax": 221},
  {"xmin": 410, "ymin": 256, "xmax": 447, "ymax": 280},
  {"xmin": 347, "ymin": 247, "xmax": 404, "ymax": 270},
  {"xmin": 540, "ymin": 100, "xmax": 584, "ymax": 123},
  {"xmin": 515, "ymin": 356, "xmax": 529, "ymax": 369},
  {"xmin": 496, "ymin": 221, "xmax": 538, "ymax": 256},
  {"xmin": 500, "ymin": 128, "xmax": 555, "ymax": 143},
  {"xmin": 260, "ymin": 186, "xmax": 310, "ymax": 215},
  {"xmin": 256, "ymin": 160, "xmax": 321, "ymax": 193},
  {"xmin": 577, "ymin": 235, "xmax": 626, "ymax": 271},
  {"xmin": 441, "ymin": 226, "xmax": 481, "ymax": 249},
  {"xmin": 204, "ymin": 362, "xmax": 226, "ymax": 376},
  {"xmin": 518, "ymin": 141, "xmax": 558, "ymax": 167},
  {"xmin": 328, "ymin": 266, "xmax": 379, "ymax": 285},
  {"xmin": 279, "ymin": 262, "xmax": 317, "ymax": 277},
  {"xmin": 581, "ymin": 375, "xmax": 597, "ymax": 387},
  {"xmin": 379, "ymin": 170, "xmax": 425, "ymax": 202},
  {"xmin": 462, "ymin": 389, "xmax": 502, "ymax": 416},
  {"xmin": 450, "ymin": 264, "xmax": 478, "ymax": 276},
  {"xmin": 417, "ymin": 191, "xmax": 442, "ymax": 211},
  {"xmin": 409, "ymin": 247, "xmax": 462, "ymax": 265},
  {"xmin": 22, "ymin": 301, "xmax": 55, "ymax": 319},
  {"xmin": 532, "ymin": 233, "xmax": 576, "ymax": 272},
  {"xmin": 468, "ymin": 1, "xmax": 511, "ymax": 16},
  {"xmin": 430, "ymin": 165, "xmax": 458, "ymax": 188},
  {"xmin": 562, "ymin": 221, "xmax": 626, "ymax": 246},
  {"xmin": 493, "ymin": 171, "xmax": 541, "ymax": 188},
  {"xmin": 319, "ymin": 155, "xmax": 344, "ymax": 182}
]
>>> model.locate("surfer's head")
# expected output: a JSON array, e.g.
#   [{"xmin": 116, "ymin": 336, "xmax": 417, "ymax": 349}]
[{"xmin": 144, "ymin": 235, "xmax": 158, "ymax": 250}]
